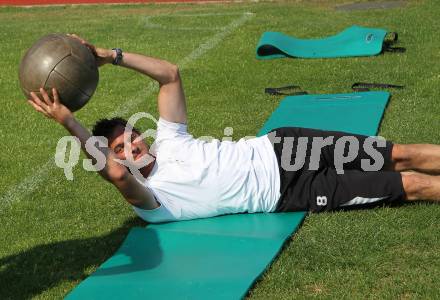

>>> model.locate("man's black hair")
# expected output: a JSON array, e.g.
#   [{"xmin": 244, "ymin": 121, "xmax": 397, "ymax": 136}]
[{"xmin": 92, "ymin": 117, "xmax": 140, "ymax": 139}]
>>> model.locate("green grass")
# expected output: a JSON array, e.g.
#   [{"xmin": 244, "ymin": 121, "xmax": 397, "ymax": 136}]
[{"xmin": 1, "ymin": 0, "xmax": 440, "ymax": 298}]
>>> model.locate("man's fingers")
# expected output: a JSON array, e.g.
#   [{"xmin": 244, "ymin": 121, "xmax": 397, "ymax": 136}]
[
  {"xmin": 68, "ymin": 33, "xmax": 88, "ymax": 45},
  {"xmin": 27, "ymin": 99, "xmax": 39, "ymax": 110},
  {"xmin": 28, "ymin": 99, "xmax": 42, "ymax": 111},
  {"xmin": 52, "ymin": 88, "xmax": 60, "ymax": 104},
  {"xmin": 30, "ymin": 91, "xmax": 49, "ymax": 110},
  {"xmin": 39, "ymin": 88, "xmax": 53, "ymax": 106},
  {"xmin": 28, "ymin": 100, "xmax": 50, "ymax": 118},
  {"xmin": 67, "ymin": 33, "xmax": 83, "ymax": 42},
  {"xmin": 67, "ymin": 33, "xmax": 97, "ymax": 55}
]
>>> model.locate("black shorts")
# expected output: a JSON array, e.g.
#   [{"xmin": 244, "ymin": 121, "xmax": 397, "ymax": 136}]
[{"xmin": 269, "ymin": 127, "xmax": 406, "ymax": 212}]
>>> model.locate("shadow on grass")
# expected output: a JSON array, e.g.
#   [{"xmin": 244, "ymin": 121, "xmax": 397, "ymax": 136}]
[{"xmin": 0, "ymin": 217, "xmax": 157, "ymax": 299}]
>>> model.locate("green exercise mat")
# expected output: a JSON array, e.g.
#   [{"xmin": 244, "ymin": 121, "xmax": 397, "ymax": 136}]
[
  {"xmin": 66, "ymin": 213, "xmax": 305, "ymax": 300},
  {"xmin": 256, "ymin": 25, "xmax": 390, "ymax": 59},
  {"xmin": 259, "ymin": 91, "xmax": 390, "ymax": 136},
  {"xmin": 66, "ymin": 91, "xmax": 390, "ymax": 299}
]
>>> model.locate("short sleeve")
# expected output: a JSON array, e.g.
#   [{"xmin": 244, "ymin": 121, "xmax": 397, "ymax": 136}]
[
  {"xmin": 131, "ymin": 186, "xmax": 181, "ymax": 223},
  {"xmin": 132, "ymin": 202, "xmax": 176, "ymax": 223},
  {"xmin": 155, "ymin": 118, "xmax": 189, "ymax": 142}
]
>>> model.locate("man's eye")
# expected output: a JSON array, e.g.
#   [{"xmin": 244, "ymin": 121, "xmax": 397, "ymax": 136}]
[{"xmin": 114, "ymin": 147, "xmax": 122, "ymax": 153}]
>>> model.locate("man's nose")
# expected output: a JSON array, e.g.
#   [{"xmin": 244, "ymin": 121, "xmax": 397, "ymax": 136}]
[{"xmin": 131, "ymin": 143, "xmax": 140, "ymax": 154}]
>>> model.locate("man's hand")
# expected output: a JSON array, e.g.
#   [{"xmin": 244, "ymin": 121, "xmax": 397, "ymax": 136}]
[
  {"xmin": 28, "ymin": 88, "xmax": 73, "ymax": 126},
  {"xmin": 67, "ymin": 34, "xmax": 114, "ymax": 67}
]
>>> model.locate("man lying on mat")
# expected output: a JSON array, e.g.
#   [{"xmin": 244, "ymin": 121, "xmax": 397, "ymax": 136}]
[{"xmin": 27, "ymin": 35, "xmax": 440, "ymax": 223}]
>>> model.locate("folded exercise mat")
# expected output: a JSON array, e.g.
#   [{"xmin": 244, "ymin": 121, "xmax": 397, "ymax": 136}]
[
  {"xmin": 256, "ymin": 25, "xmax": 396, "ymax": 59},
  {"xmin": 66, "ymin": 90, "xmax": 390, "ymax": 300}
]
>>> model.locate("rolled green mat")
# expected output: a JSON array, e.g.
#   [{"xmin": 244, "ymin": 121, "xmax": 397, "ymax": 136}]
[{"xmin": 256, "ymin": 25, "xmax": 394, "ymax": 59}]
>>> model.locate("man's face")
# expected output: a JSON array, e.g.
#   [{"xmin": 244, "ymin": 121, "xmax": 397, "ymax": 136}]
[{"xmin": 108, "ymin": 125, "xmax": 150, "ymax": 163}]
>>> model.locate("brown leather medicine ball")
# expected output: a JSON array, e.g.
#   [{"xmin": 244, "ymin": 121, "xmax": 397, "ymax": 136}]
[{"xmin": 19, "ymin": 34, "xmax": 99, "ymax": 112}]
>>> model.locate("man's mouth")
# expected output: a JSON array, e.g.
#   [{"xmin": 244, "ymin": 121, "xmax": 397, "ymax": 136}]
[
  {"xmin": 134, "ymin": 149, "xmax": 147, "ymax": 161},
  {"xmin": 133, "ymin": 152, "xmax": 141, "ymax": 160}
]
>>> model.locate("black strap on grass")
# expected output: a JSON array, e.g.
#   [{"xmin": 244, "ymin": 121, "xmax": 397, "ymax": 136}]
[
  {"xmin": 386, "ymin": 32, "xmax": 399, "ymax": 43},
  {"xmin": 265, "ymin": 85, "xmax": 308, "ymax": 96},
  {"xmin": 352, "ymin": 82, "xmax": 404, "ymax": 92},
  {"xmin": 383, "ymin": 32, "xmax": 406, "ymax": 53}
]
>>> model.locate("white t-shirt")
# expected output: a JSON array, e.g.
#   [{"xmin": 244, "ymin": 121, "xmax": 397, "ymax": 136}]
[{"xmin": 132, "ymin": 118, "xmax": 280, "ymax": 223}]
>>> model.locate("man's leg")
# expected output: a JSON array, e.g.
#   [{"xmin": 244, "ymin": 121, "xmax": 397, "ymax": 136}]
[
  {"xmin": 391, "ymin": 144, "xmax": 440, "ymax": 174},
  {"xmin": 271, "ymin": 128, "xmax": 440, "ymax": 211},
  {"xmin": 401, "ymin": 171, "xmax": 440, "ymax": 201},
  {"xmin": 275, "ymin": 167, "xmax": 407, "ymax": 212},
  {"xmin": 284, "ymin": 169, "xmax": 440, "ymax": 212}
]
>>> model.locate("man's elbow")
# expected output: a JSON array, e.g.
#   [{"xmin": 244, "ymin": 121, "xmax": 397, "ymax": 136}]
[
  {"xmin": 104, "ymin": 167, "xmax": 129, "ymax": 184},
  {"xmin": 168, "ymin": 64, "xmax": 180, "ymax": 83}
]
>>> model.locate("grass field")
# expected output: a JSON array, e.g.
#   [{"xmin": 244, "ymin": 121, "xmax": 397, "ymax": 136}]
[{"xmin": 1, "ymin": 0, "xmax": 440, "ymax": 299}]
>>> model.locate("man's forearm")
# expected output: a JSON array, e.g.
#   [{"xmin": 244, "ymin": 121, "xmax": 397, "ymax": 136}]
[
  {"xmin": 111, "ymin": 51, "xmax": 179, "ymax": 85},
  {"xmin": 63, "ymin": 116, "xmax": 94, "ymax": 157},
  {"xmin": 107, "ymin": 49, "xmax": 187, "ymax": 124},
  {"xmin": 98, "ymin": 46, "xmax": 187, "ymax": 123}
]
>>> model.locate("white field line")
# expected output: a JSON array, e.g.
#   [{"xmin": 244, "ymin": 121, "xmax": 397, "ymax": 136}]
[
  {"xmin": 0, "ymin": 12, "xmax": 254, "ymax": 209},
  {"xmin": 144, "ymin": 12, "xmax": 251, "ymax": 31}
]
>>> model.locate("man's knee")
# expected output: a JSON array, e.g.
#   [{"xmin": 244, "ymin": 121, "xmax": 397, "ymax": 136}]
[
  {"xmin": 392, "ymin": 144, "xmax": 413, "ymax": 170},
  {"xmin": 401, "ymin": 171, "xmax": 430, "ymax": 201}
]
